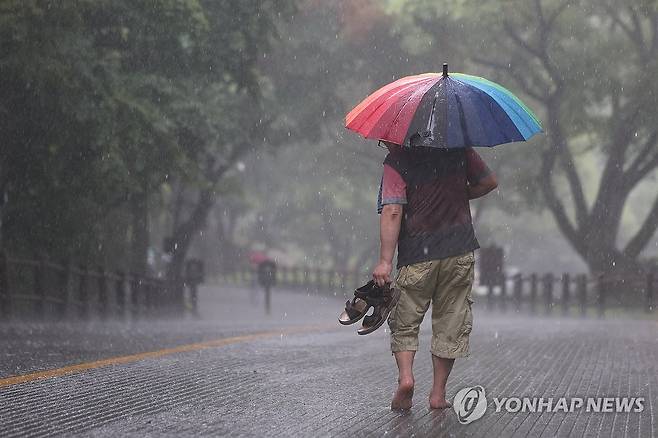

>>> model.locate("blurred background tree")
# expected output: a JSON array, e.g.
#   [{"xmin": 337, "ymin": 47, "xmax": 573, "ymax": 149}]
[
  {"xmin": 0, "ymin": 0, "xmax": 294, "ymax": 283},
  {"xmin": 391, "ymin": 0, "xmax": 658, "ymax": 274},
  {"xmin": 1, "ymin": 0, "xmax": 657, "ymax": 285}
]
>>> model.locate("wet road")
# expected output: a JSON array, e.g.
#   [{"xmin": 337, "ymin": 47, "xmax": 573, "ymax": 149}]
[{"xmin": 1, "ymin": 285, "xmax": 657, "ymax": 437}]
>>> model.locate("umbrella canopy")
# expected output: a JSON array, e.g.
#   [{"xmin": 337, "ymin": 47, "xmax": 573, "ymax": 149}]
[{"xmin": 345, "ymin": 64, "xmax": 542, "ymax": 149}]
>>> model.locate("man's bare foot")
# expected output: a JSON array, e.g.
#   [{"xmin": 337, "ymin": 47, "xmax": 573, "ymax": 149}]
[
  {"xmin": 429, "ymin": 390, "xmax": 452, "ymax": 409},
  {"xmin": 391, "ymin": 378, "xmax": 414, "ymax": 410}
]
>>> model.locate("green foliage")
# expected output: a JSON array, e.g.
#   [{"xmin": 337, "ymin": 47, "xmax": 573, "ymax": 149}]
[{"xmin": 0, "ymin": 0, "xmax": 294, "ymax": 267}]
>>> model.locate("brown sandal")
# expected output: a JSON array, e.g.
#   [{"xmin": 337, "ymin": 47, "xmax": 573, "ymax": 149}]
[
  {"xmin": 338, "ymin": 297, "xmax": 370, "ymax": 325},
  {"xmin": 357, "ymin": 285, "xmax": 400, "ymax": 335},
  {"xmin": 338, "ymin": 280, "xmax": 387, "ymax": 325}
]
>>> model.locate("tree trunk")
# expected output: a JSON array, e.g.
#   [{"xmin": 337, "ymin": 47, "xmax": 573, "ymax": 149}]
[
  {"xmin": 165, "ymin": 188, "xmax": 216, "ymax": 312},
  {"xmin": 130, "ymin": 182, "xmax": 149, "ymax": 276}
]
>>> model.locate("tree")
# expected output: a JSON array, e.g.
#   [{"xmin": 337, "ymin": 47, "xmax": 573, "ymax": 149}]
[
  {"xmin": 400, "ymin": 0, "xmax": 658, "ymax": 274},
  {"xmin": 0, "ymin": 0, "xmax": 209, "ymax": 266},
  {"xmin": 0, "ymin": 0, "xmax": 295, "ymax": 286},
  {"xmin": 160, "ymin": 0, "xmax": 297, "ymax": 293}
]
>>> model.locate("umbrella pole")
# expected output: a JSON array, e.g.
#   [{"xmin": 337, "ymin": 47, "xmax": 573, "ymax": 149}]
[{"xmin": 443, "ymin": 63, "xmax": 448, "ymax": 77}]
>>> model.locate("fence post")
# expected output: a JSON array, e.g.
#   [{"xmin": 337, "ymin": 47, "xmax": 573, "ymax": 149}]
[
  {"xmin": 578, "ymin": 274, "xmax": 587, "ymax": 317},
  {"xmin": 157, "ymin": 279, "xmax": 167, "ymax": 314},
  {"xmin": 314, "ymin": 268, "xmax": 321, "ymax": 291},
  {"xmin": 150, "ymin": 280, "xmax": 158, "ymax": 315},
  {"xmin": 292, "ymin": 267, "xmax": 300, "ymax": 288},
  {"xmin": 143, "ymin": 279, "xmax": 151, "ymax": 316},
  {"xmin": 646, "ymin": 271, "xmax": 654, "ymax": 313},
  {"xmin": 59, "ymin": 260, "xmax": 72, "ymax": 320},
  {"xmin": 277, "ymin": 266, "xmax": 285, "ymax": 288},
  {"xmin": 487, "ymin": 284, "xmax": 495, "ymax": 311},
  {"xmin": 500, "ymin": 276, "xmax": 507, "ymax": 313},
  {"xmin": 0, "ymin": 251, "xmax": 9, "ymax": 319},
  {"xmin": 596, "ymin": 275, "xmax": 606, "ymax": 318},
  {"xmin": 98, "ymin": 267, "xmax": 108, "ymax": 319},
  {"xmin": 561, "ymin": 273, "xmax": 570, "ymax": 316},
  {"xmin": 303, "ymin": 267, "xmax": 311, "ymax": 290},
  {"xmin": 131, "ymin": 274, "xmax": 140, "ymax": 320},
  {"xmin": 34, "ymin": 257, "xmax": 46, "ymax": 318},
  {"xmin": 529, "ymin": 273, "xmax": 537, "ymax": 314},
  {"xmin": 513, "ymin": 274, "xmax": 522, "ymax": 313},
  {"xmin": 244, "ymin": 268, "xmax": 251, "ymax": 287},
  {"xmin": 115, "ymin": 271, "xmax": 126, "ymax": 318},
  {"xmin": 543, "ymin": 273, "xmax": 554, "ymax": 314},
  {"xmin": 78, "ymin": 265, "xmax": 89, "ymax": 319}
]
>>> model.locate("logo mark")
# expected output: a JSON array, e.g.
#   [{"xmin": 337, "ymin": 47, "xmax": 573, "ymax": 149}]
[{"xmin": 454, "ymin": 385, "xmax": 487, "ymax": 424}]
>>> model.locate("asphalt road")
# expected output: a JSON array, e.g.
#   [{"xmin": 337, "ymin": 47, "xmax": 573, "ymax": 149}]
[{"xmin": 1, "ymin": 285, "xmax": 657, "ymax": 437}]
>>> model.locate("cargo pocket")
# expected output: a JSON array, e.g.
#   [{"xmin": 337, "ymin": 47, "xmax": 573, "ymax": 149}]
[
  {"xmin": 464, "ymin": 295, "xmax": 474, "ymax": 333},
  {"xmin": 456, "ymin": 295, "xmax": 474, "ymax": 356},
  {"xmin": 396, "ymin": 261, "xmax": 433, "ymax": 290},
  {"xmin": 453, "ymin": 252, "xmax": 475, "ymax": 285}
]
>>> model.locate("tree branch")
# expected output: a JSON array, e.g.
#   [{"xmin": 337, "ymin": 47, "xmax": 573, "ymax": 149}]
[
  {"xmin": 651, "ymin": 10, "xmax": 658, "ymax": 56},
  {"xmin": 472, "ymin": 57, "xmax": 545, "ymax": 101},
  {"xmin": 502, "ymin": 6, "xmax": 587, "ymax": 228},
  {"xmin": 539, "ymin": 142, "xmax": 584, "ymax": 254},
  {"xmin": 623, "ymin": 131, "xmax": 658, "ymax": 188},
  {"xmin": 604, "ymin": 3, "xmax": 649, "ymax": 59},
  {"xmin": 624, "ymin": 193, "xmax": 658, "ymax": 259},
  {"xmin": 503, "ymin": 21, "xmax": 541, "ymax": 59},
  {"xmin": 559, "ymin": 145, "xmax": 589, "ymax": 225},
  {"xmin": 546, "ymin": 0, "xmax": 570, "ymax": 29},
  {"xmin": 503, "ymin": 5, "xmax": 563, "ymax": 92},
  {"xmin": 546, "ymin": 102, "xmax": 590, "ymax": 227}
]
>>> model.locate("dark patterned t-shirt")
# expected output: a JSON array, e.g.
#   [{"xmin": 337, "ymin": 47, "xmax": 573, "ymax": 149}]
[{"xmin": 377, "ymin": 147, "xmax": 491, "ymax": 268}]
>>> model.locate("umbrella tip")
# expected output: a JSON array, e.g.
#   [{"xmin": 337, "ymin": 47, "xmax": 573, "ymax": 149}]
[{"xmin": 443, "ymin": 63, "xmax": 448, "ymax": 77}]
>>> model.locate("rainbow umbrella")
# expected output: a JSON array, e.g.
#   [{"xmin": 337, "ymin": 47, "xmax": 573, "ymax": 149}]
[{"xmin": 345, "ymin": 64, "xmax": 542, "ymax": 148}]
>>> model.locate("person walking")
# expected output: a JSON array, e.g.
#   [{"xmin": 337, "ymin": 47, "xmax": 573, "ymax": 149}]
[
  {"xmin": 343, "ymin": 65, "xmax": 541, "ymax": 411},
  {"xmin": 372, "ymin": 142, "xmax": 498, "ymax": 410}
]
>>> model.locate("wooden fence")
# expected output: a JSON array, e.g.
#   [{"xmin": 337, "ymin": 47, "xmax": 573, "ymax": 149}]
[
  {"xmin": 220, "ymin": 266, "xmax": 656, "ymax": 317},
  {"xmin": 479, "ymin": 272, "xmax": 655, "ymax": 317},
  {"xmin": 0, "ymin": 253, "xmax": 177, "ymax": 320},
  {"xmin": 219, "ymin": 266, "xmax": 364, "ymax": 295}
]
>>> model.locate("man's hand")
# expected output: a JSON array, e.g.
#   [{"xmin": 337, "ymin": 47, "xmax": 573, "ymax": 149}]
[{"xmin": 373, "ymin": 260, "xmax": 393, "ymax": 287}]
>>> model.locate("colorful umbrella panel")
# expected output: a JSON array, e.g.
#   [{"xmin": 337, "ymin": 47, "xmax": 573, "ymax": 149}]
[{"xmin": 345, "ymin": 70, "xmax": 542, "ymax": 149}]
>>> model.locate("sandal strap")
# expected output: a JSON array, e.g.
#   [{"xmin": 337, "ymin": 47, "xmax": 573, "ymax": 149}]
[
  {"xmin": 354, "ymin": 280, "xmax": 389, "ymax": 301},
  {"xmin": 344, "ymin": 298, "xmax": 368, "ymax": 318},
  {"xmin": 363, "ymin": 295, "xmax": 385, "ymax": 307},
  {"xmin": 361, "ymin": 288, "xmax": 398, "ymax": 328}
]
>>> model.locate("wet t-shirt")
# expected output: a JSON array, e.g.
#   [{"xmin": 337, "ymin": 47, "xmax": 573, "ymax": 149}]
[{"xmin": 377, "ymin": 147, "xmax": 490, "ymax": 268}]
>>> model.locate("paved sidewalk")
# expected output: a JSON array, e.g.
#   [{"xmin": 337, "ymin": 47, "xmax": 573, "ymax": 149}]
[
  {"xmin": 1, "ymin": 285, "xmax": 657, "ymax": 437},
  {"xmin": 0, "ymin": 284, "xmax": 341, "ymax": 378}
]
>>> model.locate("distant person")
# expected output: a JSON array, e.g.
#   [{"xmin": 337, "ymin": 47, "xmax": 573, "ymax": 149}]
[
  {"xmin": 372, "ymin": 141, "xmax": 497, "ymax": 410},
  {"xmin": 248, "ymin": 250, "xmax": 269, "ymax": 304}
]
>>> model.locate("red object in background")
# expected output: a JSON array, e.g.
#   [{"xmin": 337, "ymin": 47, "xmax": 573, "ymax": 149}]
[{"xmin": 248, "ymin": 251, "xmax": 270, "ymax": 266}]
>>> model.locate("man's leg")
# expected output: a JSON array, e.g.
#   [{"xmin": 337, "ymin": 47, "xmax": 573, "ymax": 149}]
[
  {"xmin": 429, "ymin": 355, "xmax": 454, "ymax": 408},
  {"xmin": 429, "ymin": 252, "xmax": 475, "ymax": 409},
  {"xmin": 388, "ymin": 261, "xmax": 436, "ymax": 410},
  {"xmin": 391, "ymin": 351, "xmax": 415, "ymax": 410}
]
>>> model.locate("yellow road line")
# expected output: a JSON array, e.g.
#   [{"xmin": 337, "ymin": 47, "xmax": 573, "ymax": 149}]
[{"xmin": 0, "ymin": 323, "xmax": 337, "ymax": 388}]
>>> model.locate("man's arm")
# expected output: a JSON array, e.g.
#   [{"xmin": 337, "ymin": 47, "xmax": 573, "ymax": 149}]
[
  {"xmin": 373, "ymin": 203, "xmax": 402, "ymax": 286},
  {"xmin": 467, "ymin": 172, "xmax": 498, "ymax": 199}
]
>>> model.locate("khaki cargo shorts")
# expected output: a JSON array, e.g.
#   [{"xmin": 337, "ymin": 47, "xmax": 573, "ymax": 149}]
[{"xmin": 387, "ymin": 251, "xmax": 475, "ymax": 359}]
